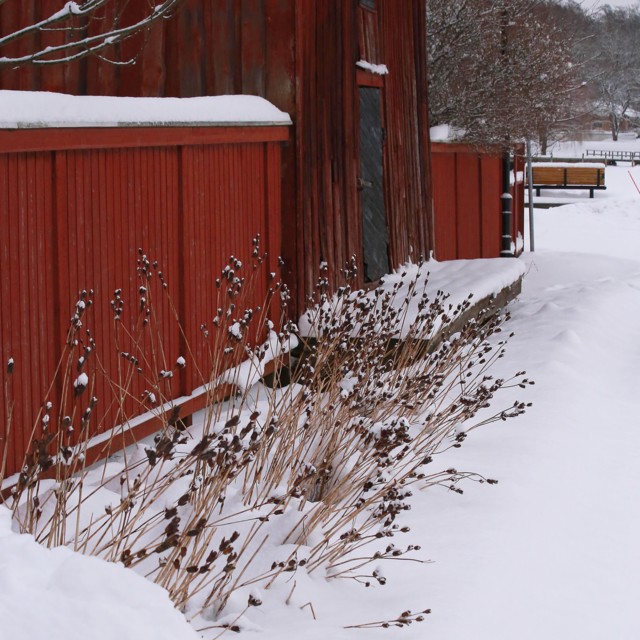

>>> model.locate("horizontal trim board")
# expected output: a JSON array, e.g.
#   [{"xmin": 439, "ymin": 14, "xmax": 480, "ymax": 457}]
[
  {"xmin": 356, "ymin": 69, "xmax": 384, "ymax": 87},
  {"xmin": 0, "ymin": 125, "xmax": 290, "ymax": 153},
  {"xmin": 431, "ymin": 142, "xmax": 502, "ymax": 156}
]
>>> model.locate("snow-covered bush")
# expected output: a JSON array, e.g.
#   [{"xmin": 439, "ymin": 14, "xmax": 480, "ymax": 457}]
[{"xmin": 0, "ymin": 248, "xmax": 531, "ymax": 632}]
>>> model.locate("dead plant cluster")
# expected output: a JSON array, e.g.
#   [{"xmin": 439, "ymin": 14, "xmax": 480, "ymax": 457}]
[{"xmin": 1, "ymin": 248, "xmax": 531, "ymax": 630}]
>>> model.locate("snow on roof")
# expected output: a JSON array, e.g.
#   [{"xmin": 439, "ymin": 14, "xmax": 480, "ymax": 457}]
[{"xmin": 0, "ymin": 90, "xmax": 292, "ymax": 129}]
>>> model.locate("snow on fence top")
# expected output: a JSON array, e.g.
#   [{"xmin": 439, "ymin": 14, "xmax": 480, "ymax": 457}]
[
  {"xmin": 299, "ymin": 258, "xmax": 526, "ymax": 339},
  {"xmin": 430, "ymin": 123, "xmax": 465, "ymax": 143},
  {"xmin": 0, "ymin": 90, "xmax": 292, "ymax": 129},
  {"xmin": 532, "ymin": 161, "xmax": 606, "ymax": 169}
]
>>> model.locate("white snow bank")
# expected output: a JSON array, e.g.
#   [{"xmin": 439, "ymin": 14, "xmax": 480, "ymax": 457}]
[
  {"xmin": 218, "ymin": 329, "xmax": 299, "ymax": 392},
  {"xmin": 0, "ymin": 506, "xmax": 199, "ymax": 640},
  {"xmin": 299, "ymin": 258, "xmax": 525, "ymax": 338},
  {"xmin": 0, "ymin": 90, "xmax": 291, "ymax": 129},
  {"xmin": 387, "ymin": 258, "xmax": 524, "ymax": 311}
]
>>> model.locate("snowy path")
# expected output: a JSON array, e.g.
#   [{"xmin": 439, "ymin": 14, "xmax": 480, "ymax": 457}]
[
  {"xmin": 233, "ymin": 168, "xmax": 640, "ymax": 639},
  {"xmin": 388, "ymin": 172, "xmax": 640, "ymax": 639},
  {"xmin": 400, "ymin": 253, "xmax": 640, "ymax": 639}
]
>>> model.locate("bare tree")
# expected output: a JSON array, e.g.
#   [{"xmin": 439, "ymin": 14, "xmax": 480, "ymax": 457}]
[
  {"xmin": 587, "ymin": 6, "xmax": 640, "ymax": 140},
  {"xmin": 0, "ymin": 1, "xmax": 182, "ymax": 67},
  {"xmin": 426, "ymin": 0, "xmax": 582, "ymax": 148}
]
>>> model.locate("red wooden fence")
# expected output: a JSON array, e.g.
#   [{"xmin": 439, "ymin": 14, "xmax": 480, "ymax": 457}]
[
  {"xmin": 0, "ymin": 124, "xmax": 287, "ymax": 480},
  {"xmin": 431, "ymin": 143, "xmax": 525, "ymax": 261}
]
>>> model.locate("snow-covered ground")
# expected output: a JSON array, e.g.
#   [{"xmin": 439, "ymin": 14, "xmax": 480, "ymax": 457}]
[
  {"xmin": 3, "ymin": 158, "xmax": 640, "ymax": 640},
  {"xmin": 0, "ymin": 508, "xmax": 200, "ymax": 640},
  {"xmin": 250, "ymin": 167, "xmax": 640, "ymax": 636},
  {"xmin": 387, "ymin": 165, "xmax": 640, "ymax": 639},
  {"xmin": 527, "ymin": 139, "xmax": 640, "ymax": 206}
]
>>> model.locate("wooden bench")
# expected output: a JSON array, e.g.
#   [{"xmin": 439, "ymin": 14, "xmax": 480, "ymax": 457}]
[{"xmin": 530, "ymin": 163, "xmax": 606, "ymax": 198}]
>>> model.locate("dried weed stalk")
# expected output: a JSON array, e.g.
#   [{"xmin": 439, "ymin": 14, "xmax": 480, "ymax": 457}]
[{"xmin": 0, "ymin": 250, "xmax": 531, "ymax": 628}]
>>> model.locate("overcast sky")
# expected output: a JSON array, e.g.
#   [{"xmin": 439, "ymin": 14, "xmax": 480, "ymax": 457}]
[{"xmin": 589, "ymin": 0, "xmax": 639, "ymax": 9}]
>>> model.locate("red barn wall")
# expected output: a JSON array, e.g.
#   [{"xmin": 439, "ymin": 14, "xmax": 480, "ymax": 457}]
[
  {"xmin": 0, "ymin": 0, "xmax": 433, "ymax": 311},
  {"xmin": 431, "ymin": 143, "xmax": 525, "ymax": 260},
  {"xmin": 0, "ymin": 125, "xmax": 286, "ymax": 479}
]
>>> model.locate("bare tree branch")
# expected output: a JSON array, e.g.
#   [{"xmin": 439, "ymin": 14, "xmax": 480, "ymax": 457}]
[{"xmin": 0, "ymin": 0, "xmax": 182, "ymax": 67}]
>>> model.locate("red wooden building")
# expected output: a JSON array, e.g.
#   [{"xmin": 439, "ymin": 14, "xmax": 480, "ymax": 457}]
[
  {"xmin": 0, "ymin": 0, "xmax": 434, "ymax": 308},
  {"xmin": 0, "ymin": 0, "xmax": 436, "ymax": 479},
  {"xmin": 0, "ymin": 1, "xmax": 526, "ymax": 480},
  {"xmin": 0, "ymin": 110, "xmax": 289, "ymax": 479},
  {"xmin": 431, "ymin": 142, "xmax": 525, "ymax": 260}
]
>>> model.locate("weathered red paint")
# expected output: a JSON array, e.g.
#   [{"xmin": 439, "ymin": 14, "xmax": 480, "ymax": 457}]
[
  {"xmin": 0, "ymin": 126, "xmax": 287, "ymax": 478},
  {"xmin": 431, "ymin": 143, "xmax": 525, "ymax": 260},
  {"xmin": 0, "ymin": 0, "xmax": 438, "ymax": 476},
  {"xmin": 0, "ymin": 0, "xmax": 434, "ymax": 312}
]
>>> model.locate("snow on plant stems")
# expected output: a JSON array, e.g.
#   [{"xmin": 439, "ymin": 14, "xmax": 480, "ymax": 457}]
[{"xmin": 0, "ymin": 245, "xmax": 531, "ymax": 632}]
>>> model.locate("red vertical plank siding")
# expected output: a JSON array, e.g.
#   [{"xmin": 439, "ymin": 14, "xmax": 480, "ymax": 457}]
[
  {"xmin": 0, "ymin": 127, "xmax": 286, "ymax": 477},
  {"xmin": 379, "ymin": 1, "xmax": 432, "ymax": 269},
  {"xmin": 140, "ymin": 22, "xmax": 167, "ymax": 97},
  {"xmin": 358, "ymin": 7, "xmax": 380, "ymax": 63},
  {"xmin": 19, "ymin": 4, "xmax": 37, "ymax": 91},
  {"xmin": 265, "ymin": 143, "xmax": 282, "ymax": 312},
  {"xmin": 0, "ymin": 0, "xmax": 441, "ymax": 471},
  {"xmin": 455, "ymin": 153, "xmax": 482, "ymax": 259},
  {"xmin": 0, "ymin": 151, "xmax": 56, "ymax": 470},
  {"xmin": 480, "ymin": 155, "xmax": 502, "ymax": 258},
  {"xmin": 511, "ymin": 148, "xmax": 525, "ymax": 254},
  {"xmin": 0, "ymin": 156, "xmax": 9, "ymax": 467},
  {"xmin": 0, "ymin": 0, "xmax": 434, "ymax": 313},
  {"xmin": 431, "ymin": 143, "xmax": 524, "ymax": 260},
  {"xmin": 0, "ymin": 6, "xmax": 20, "ymax": 90},
  {"xmin": 241, "ymin": 0, "xmax": 267, "ymax": 96},
  {"xmin": 431, "ymin": 150, "xmax": 458, "ymax": 261}
]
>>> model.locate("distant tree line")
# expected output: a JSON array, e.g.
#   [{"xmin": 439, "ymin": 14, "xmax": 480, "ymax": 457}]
[{"xmin": 426, "ymin": 0, "xmax": 640, "ymax": 148}]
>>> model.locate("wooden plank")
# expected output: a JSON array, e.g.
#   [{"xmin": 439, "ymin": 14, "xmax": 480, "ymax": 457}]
[
  {"xmin": 177, "ymin": 0, "xmax": 206, "ymax": 97},
  {"xmin": 140, "ymin": 19, "xmax": 167, "ymax": 96},
  {"xmin": 431, "ymin": 149, "xmax": 458, "ymax": 260},
  {"xmin": 207, "ymin": 0, "xmax": 239, "ymax": 95},
  {"xmin": 0, "ymin": 126, "xmax": 290, "ymax": 153},
  {"xmin": 241, "ymin": 0, "xmax": 267, "ymax": 96},
  {"xmin": 356, "ymin": 69, "xmax": 384, "ymax": 88},
  {"xmin": 264, "ymin": 0, "xmax": 296, "ymax": 114},
  {"xmin": 532, "ymin": 165, "xmax": 605, "ymax": 187},
  {"xmin": 455, "ymin": 153, "xmax": 482, "ymax": 259},
  {"xmin": 357, "ymin": 5, "xmax": 379, "ymax": 62},
  {"xmin": 480, "ymin": 154, "xmax": 501, "ymax": 258},
  {"xmin": 531, "ymin": 166, "xmax": 566, "ymax": 184},
  {"xmin": 0, "ymin": 155, "xmax": 14, "ymax": 470}
]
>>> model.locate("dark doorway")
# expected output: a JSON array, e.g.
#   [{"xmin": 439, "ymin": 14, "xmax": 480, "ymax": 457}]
[{"xmin": 359, "ymin": 86, "xmax": 389, "ymax": 282}]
